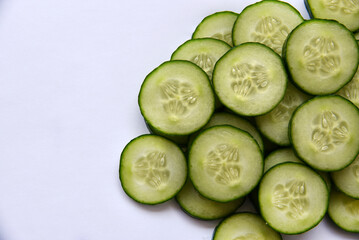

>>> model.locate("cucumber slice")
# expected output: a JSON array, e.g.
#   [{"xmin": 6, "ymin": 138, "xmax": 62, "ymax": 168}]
[
  {"xmin": 258, "ymin": 162, "xmax": 329, "ymax": 234},
  {"xmin": 232, "ymin": 0, "xmax": 303, "ymax": 55},
  {"xmin": 119, "ymin": 135, "xmax": 187, "ymax": 204},
  {"xmin": 284, "ymin": 19, "xmax": 359, "ymax": 95},
  {"xmin": 264, "ymin": 148, "xmax": 303, "ymax": 173},
  {"xmin": 189, "ymin": 125, "xmax": 263, "ymax": 202},
  {"xmin": 171, "ymin": 38, "xmax": 230, "ymax": 80},
  {"xmin": 138, "ymin": 60, "xmax": 215, "ymax": 136},
  {"xmin": 213, "ymin": 42, "xmax": 287, "ymax": 116},
  {"xmin": 337, "ymin": 41, "xmax": 359, "ymax": 108},
  {"xmin": 192, "ymin": 11, "xmax": 238, "ymax": 46},
  {"xmin": 213, "ymin": 212, "xmax": 282, "ymax": 240},
  {"xmin": 328, "ymin": 188, "xmax": 359, "ymax": 233},
  {"xmin": 145, "ymin": 120, "xmax": 189, "ymax": 146},
  {"xmin": 331, "ymin": 154, "xmax": 359, "ymax": 199},
  {"xmin": 290, "ymin": 95, "xmax": 359, "ymax": 171},
  {"xmin": 305, "ymin": 0, "xmax": 359, "ymax": 32},
  {"xmin": 175, "ymin": 178, "xmax": 244, "ymax": 220},
  {"xmin": 255, "ymin": 83, "xmax": 310, "ymax": 146},
  {"xmin": 264, "ymin": 147, "xmax": 332, "ymax": 190},
  {"xmin": 189, "ymin": 112, "xmax": 264, "ymax": 152}
]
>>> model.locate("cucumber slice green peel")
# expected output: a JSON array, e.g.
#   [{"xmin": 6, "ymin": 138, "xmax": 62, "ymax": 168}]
[
  {"xmin": 138, "ymin": 60, "xmax": 215, "ymax": 136},
  {"xmin": 258, "ymin": 162, "xmax": 329, "ymax": 234},
  {"xmin": 120, "ymin": 135, "xmax": 187, "ymax": 205},
  {"xmin": 289, "ymin": 95, "xmax": 359, "ymax": 171},
  {"xmin": 175, "ymin": 178, "xmax": 245, "ymax": 220},
  {"xmin": 283, "ymin": 19, "xmax": 359, "ymax": 95},
  {"xmin": 213, "ymin": 212, "xmax": 282, "ymax": 240},
  {"xmin": 189, "ymin": 125, "xmax": 263, "ymax": 202}
]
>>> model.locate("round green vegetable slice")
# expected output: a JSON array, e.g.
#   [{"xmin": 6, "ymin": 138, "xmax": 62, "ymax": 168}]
[
  {"xmin": 139, "ymin": 60, "xmax": 215, "ymax": 136},
  {"xmin": 192, "ymin": 11, "xmax": 238, "ymax": 46},
  {"xmin": 213, "ymin": 42, "xmax": 287, "ymax": 116},
  {"xmin": 259, "ymin": 162, "xmax": 329, "ymax": 234},
  {"xmin": 213, "ymin": 212, "xmax": 282, "ymax": 240},
  {"xmin": 189, "ymin": 125, "xmax": 263, "ymax": 202},
  {"xmin": 120, "ymin": 135, "xmax": 187, "ymax": 204},
  {"xmin": 290, "ymin": 95, "xmax": 359, "ymax": 171},
  {"xmin": 175, "ymin": 178, "xmax": 244, "ymax": 220},
  {"xmin": 283, "ymin": 19, "xmax": 359, "ymax": 95}
]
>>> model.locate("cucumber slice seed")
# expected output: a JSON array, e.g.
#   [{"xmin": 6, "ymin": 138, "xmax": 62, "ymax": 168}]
[
  {"xmin": 213, "ymin": 42, "xmax": 287, "ymax": 116},
  {"xmin": 233, "ymin": 0, "xmax": 304, "ymax": 55},
  {"xmin": 120, "ymin": 135, "xmax": 187, "ymax": 204},
  {"xmin": 192, "ymin": 11, "xmax": 238, "ymax": 46},
  {"xmin": 138, "ymin": 60, "xmax": 215, "ymax": 136},
  {"xmin": 175, "ymin": 178, "xmax": 244, "ymax": 220},
  {"xmin": 189, "ymin": 125, "xmax": 263, "ymax": 202},
  {"xmin": 284, "ymin": 19, "xmax": 359, "ymax": 95},
  {"xmin": 259, "ymin": 162, "xmax": 329, "ymax": 234},
  {"xmin": 213, "ymin": 212, "xmax": 282, "ymax": 240},
  {"xmin": 290, "ymin": 95, "xmax": 359, "ymax": 171}
]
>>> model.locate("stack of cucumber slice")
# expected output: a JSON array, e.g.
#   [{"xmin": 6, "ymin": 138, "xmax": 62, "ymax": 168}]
[{"xmin": 119, "ymin": 0, "xmax": 359, "ymax": 238}]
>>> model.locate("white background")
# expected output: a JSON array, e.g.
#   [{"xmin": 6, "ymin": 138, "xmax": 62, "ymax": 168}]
[{"xmin": 0, "ymin": 0, "xmax": 358, "ymax": 239}]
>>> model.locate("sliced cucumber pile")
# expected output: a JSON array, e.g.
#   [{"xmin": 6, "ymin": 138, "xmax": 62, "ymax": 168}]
[{"xmin": 119, "ymin": 0, "xmax": 359, "ymax": 238}]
